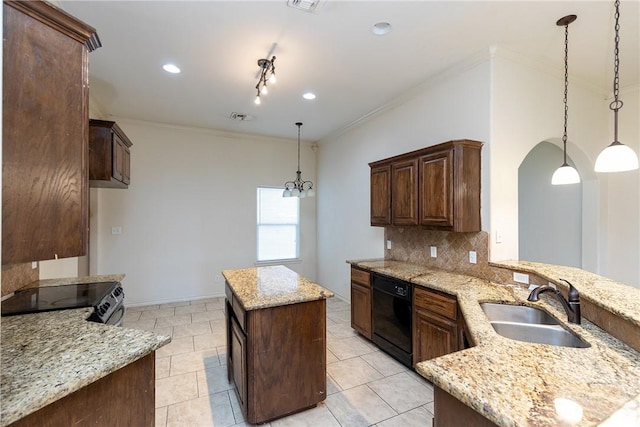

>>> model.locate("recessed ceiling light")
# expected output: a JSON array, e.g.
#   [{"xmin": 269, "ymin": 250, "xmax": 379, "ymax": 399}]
[
  {"xmin": 371, "ymin": 22, "xmax": 392, "ymax": 36},
  {"xmin": 303, "ymin": 92, "xmax": 316, "ymax": 100},
  {"xmin": 162, "ymin": 63, "xmax": 181, "ymax": 74}
]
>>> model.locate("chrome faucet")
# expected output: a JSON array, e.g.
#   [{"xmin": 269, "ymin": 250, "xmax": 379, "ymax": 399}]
[{"xmin": 527, "ymin": 279, "xmax": 581, "ymax": 324}]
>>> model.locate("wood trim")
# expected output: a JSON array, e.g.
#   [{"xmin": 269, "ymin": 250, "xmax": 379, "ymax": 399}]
[
  {"xmin": 4, "ymin": 0, "xmax": 101, "ymax": 50},
  {"xmin": 369, "ymin": 139, "xmax": 483, "ymax": 168}
]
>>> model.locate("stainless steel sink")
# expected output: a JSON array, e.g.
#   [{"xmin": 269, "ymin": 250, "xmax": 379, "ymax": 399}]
[{"xmin": 480, "ymin": 303, "xmax": 590, "ymax": 348}]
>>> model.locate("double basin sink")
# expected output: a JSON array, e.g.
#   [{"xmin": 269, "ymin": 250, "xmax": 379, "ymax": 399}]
[{"xmin": 481, "ymin": 303, "xmax": 589, "ymax": 348}]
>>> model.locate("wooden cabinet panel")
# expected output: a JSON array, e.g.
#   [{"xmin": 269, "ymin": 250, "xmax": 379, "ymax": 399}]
[
  {"xmin": 419, "ymin": 150, "xmax": 453, "ymax": 227},
  {"xmin": 413, "ymin": 308, "xmax": 458, "ymax": 364},
  {"xmin": 226, "ymin": 283, "xmax": 326, "ymax": 424},
  {"xmin": 391, "ymin": 158, "xmax": 418, "ymax": 225},
  {"xmin": 370, "ymin": 165, "xmax": 391, "ymax": 226},
  {"xmin": 230, "ymin": 315, "xmax": 247, "ymax": 411},
  {"xmin": 434, "ymin": 386, "xmax": 498, "ymax": 427},
  {"xmin": 2, "ymin": 1, "xmax": 99, "ymax": 264},
  {"xmin": 351, "ymin": 267, "xmax": 371, "ymax": 288},
  {"xmin": 10, "ymin": 353, "xmax": 155, "ymax": 427},
  {"xmin": 413, "ymin": 286, "xmax": 459, "ymax": 365},
  {"xmin": 351, "ymin": 282, "xmax": 372, "ymax": 339},
  {"xmin": 369, "ymin": 140, "xmax": 482, "ymax": 231},
  {"xmin": 89, "ymin": 120, "xmax": 133, "ymax": 188},
  {"xmin": 414, "ymin": 286, "xmax": 457, "ymax": 320}
]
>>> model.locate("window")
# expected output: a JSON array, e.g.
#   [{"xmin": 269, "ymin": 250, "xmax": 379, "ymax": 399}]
[{"xmin": 257, "ymin": 187, "xmax": 299, "ymax": 262}]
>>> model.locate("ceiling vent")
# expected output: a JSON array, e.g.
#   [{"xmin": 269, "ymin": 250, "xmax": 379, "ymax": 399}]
[
  {"xmin": 287, "ymin": 0, "xmax": 325, "ymax": 14},
  {"xmin": 229, "ymin": 112, "xmax": 254, "ymax": 121}
]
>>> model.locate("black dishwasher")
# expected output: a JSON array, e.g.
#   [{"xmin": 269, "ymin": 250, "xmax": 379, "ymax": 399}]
[{"xmin": 372, "ymin": 273, "xmax": 413, "ymax": 367}]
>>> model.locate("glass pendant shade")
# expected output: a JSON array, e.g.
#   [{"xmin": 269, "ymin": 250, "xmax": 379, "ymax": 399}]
[
  {"xmin": 552, "ymin": 164, "xmax": 581, "ymax": 185},
  {"xmin": 595, "ymin": 142, "xmax": 639, "ymax": 172}
]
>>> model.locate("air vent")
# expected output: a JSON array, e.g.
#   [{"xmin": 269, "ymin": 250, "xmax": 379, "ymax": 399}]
[
  {"xmin": 287, "ymin": 0, "xmax": 325, "ymax": 14},
  {"xmin": 229, "ymin": 112, "xmax": 254, "ymax": 121}
]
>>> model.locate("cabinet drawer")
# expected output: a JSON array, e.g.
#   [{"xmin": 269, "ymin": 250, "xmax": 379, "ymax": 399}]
[
  {"xmin": 351, "ymin": 268, "xmax": 371, "ymax": 287},
  {"xmin": 414, "ymin": 287, "xmax": 457, "ymax": 320}
]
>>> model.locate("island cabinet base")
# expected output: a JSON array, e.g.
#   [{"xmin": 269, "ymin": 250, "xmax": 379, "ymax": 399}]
[
  {"xmin": 226, "ymin": 294, "xmax": 327, "ymax": 424},
  {"xmin": 434, "ymin": 386, "xmax": 497, "ymax": 427},
  {"xmin": 9, "ymin": 353, "xmax": 155, "ymax": 427}
]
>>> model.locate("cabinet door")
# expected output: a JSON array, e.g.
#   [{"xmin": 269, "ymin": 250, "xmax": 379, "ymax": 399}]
[
  {"xmin": 230, "ymin": 316, "xmax": 247, "ymax": 412},
  {"xmin": 122, "ymin": 146, "xmax": 131, "ymax": 185},
  {"xmin": 413, "ymin": 308, "xmax": 458, "ymax": 365},
  {"xmin": 391, "ymin": 158, "xmax": 418, "ymax": 225},
  {"xmin": 351, "ymin": 283, "xmax": 372, "ymax": 339},
  {"xmin": 112, "ymin": 135, "xmax": 125, "ymax": 182},
  {"xmin": 2, "ymin": 2, "xmax": 91, "ymax": 264},
  {"xmin": 419, "ymin": 150, "xmax": 453, "ymax": 227},
  {"xmin": 370, "ymin": 165, "xmax": 391, "ymax": 226}
]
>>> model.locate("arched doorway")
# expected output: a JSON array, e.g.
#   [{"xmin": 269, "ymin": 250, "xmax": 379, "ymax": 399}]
[{"xmin": 518, "ymin": 141, "xmax": 582, "ymax": 267}]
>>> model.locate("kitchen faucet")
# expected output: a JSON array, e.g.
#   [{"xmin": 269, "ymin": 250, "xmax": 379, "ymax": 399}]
[{"xmin": 527, "ymin": 279, "xmax": 581, "ymax": 324}]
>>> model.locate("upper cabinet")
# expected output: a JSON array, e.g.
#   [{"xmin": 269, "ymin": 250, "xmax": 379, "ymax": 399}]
[
  {"xmin": 2, "ymin": 0, "xmax": 100, "ymax": 264},
  {"xmin": 370, "ymin": 165, "xmax": 391, "ymax": 226},
  {"xmin": 369, "ymin": 140, "xmax": 482, "ymax": 232},
  {"xmin": 89, "ymin": 120, "xmax": 133, "ymax": 188}
]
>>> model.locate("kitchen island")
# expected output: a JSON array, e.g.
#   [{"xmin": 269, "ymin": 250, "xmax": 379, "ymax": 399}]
[
  {"xmin": 348, "ymin": 259, "xmax": 640, "ymax": 426},
  {"xmin": 222, "ymin": 265, "xmax": 334, "ymax": 424},
  {"xmin": 1, "ymin": 307, "xmax": 170, "ymax": 426}
]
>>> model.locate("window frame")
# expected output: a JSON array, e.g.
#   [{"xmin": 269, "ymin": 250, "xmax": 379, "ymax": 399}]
[{"xmin": 256, "ymin": 186, "xmax": 301, "ymax": 265}]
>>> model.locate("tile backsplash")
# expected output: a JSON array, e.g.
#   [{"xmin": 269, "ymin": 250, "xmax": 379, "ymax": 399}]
[
  {"xmin": 384, "ymin": 228, "xmax": 514, "ymax": 284},
  {"xmin": 2, "ymin": 262, "xmax": 39, "ymax": 296}
]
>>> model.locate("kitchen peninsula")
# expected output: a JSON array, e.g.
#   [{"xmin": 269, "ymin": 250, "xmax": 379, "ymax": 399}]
[
  {"xmin": 348, "ymin": 259, "xmax": 640, "ymax": 426},
  {"xmin": 222, "ymin": 265, "xmax": 334, "ymax": 424}
]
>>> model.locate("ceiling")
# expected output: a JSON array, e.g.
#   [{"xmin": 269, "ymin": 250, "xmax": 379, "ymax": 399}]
[{"xmin": 61, "ymin": 1, "xmax": 640, "ymax": 142}]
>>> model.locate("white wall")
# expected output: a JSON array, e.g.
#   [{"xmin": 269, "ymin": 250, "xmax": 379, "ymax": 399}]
[
  {"xmin": 91, "ymin": 119, "xmax": 317, "ymax": 305},
  {"xmin": 490, "ymin": 53, "xmax": 639, "ymax": 287},
  {"xmin": 600, "ymin": 87, "xmax": 640, "ymax": 287},
  {"xmin": 317, "ymin": 57, "xmax": 492, "ymax": 300}
]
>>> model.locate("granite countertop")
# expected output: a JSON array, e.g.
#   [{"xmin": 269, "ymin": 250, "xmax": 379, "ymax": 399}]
[
  {"xmin": 348, "ymin": 259, "xmax": 640, "ymax": 426},
  {"xmin": 1, "ymin": 308, "xmax": 170, "ymax": 426},
  {"xmin": 222, "ymin": 265, "xmax": 334, "ymax": 310}
]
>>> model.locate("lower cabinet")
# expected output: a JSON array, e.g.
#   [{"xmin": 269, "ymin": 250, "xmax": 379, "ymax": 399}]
[
  {"xmin": 434, "ymin": 386, "xmax": 498, "ymax": 427},
  {"xmin": 350, "ymin": 267, "xmax": 372, "ymax": 339},
  {"xmin": 413, "ymin": 286, "xmax": 459, "ymax": 365},
  {"xmin": 225, "ymin": 284, "xmax": 326, "ymax": 424},
  {"xmin": 9, "ymin": 353, "xmax": 155, "ymax": 427}
]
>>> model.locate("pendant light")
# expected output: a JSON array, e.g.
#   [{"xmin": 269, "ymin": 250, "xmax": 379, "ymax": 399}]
[
  {"xmin": 594, "ymin": 0, "xmax": 639, "ymax": 172},
  {"xmin": 283, "ymin": 122, "xmax": 315, "ymax": 198},
  {"xmin": 552, "ymin": 15, "xmax": 580, "ymax": 185}
]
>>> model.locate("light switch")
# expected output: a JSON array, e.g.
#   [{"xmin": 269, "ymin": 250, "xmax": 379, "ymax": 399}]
[
  {"xmin": 386, "ymin": 240, "xmax": 392, "ymax": 250},
  {"xmin": 469, "ymin": 251, "xmax": 477, "ymax": 264},
  {"xmin": 430, "ymin": 246, "xmax": 437, "ymax": 258},
  {"xmin": 111, "ymin": 226, "xmax": 122, "ymax": 235}
]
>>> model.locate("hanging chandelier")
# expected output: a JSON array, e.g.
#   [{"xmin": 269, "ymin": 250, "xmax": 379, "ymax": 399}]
[
  {"xmin": 594, "ymin": 0, "xmax": 639, "ymax": 172},
  {"xmin": 254, "ymin": 56, "xmax": 276, "ymax": 105},
  {"xmin": 551, "ymin": 14, "xmax": 580, "ymax": 185},
  {"xmin": 283, "ymin": 122, "xmax": 315, "ymax": 198}
]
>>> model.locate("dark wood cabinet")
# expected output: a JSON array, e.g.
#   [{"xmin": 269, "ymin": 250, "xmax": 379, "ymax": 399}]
[
  {"xmin": 370, "ymin": 165, "xmax": 391, "ymax": 226},
  {"xmin": 413, "ymin": 286, "xmax": 459, "ymax": 365},
  {"xmin": 2, "ymin": 0, "xmax": 100, "ymax": 265},
  {"xmin": 89, "ymin": 120, "xmax": 133, "ymax": 188},
  {"xmin": 350, "ymin": 267, "xmax": 372, "ymax": 339},
  {"xmin": 434, "ymin": 386, "xmax": 497, "ymax": 427},
  {"xmin": 225, "ymin": 283, "xmax": 326, "ymax": 424},
  {"xmin": 391, "ymin": 158, "xmax": 419, "ymax": 225},
  {"xmin": 10, "ymin": 353, "xmax": 156, "ymax": 427},
  {"xmin": 369, "ymin": 140, "xmax": 482, "ymax": 232}
]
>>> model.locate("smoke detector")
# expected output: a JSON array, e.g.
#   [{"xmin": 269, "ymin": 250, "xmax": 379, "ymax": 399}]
[
  {"xmin": 229, "ymin": 112, "xmax": 254, "ymax": 121},
  {"xmin": 287, "ymin": 0, "xmax": 325, "ymax": 14}
]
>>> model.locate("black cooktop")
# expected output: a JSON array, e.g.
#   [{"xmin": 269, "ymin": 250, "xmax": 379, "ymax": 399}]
[{"xmin": 1, "ymin": 282, "xmax": 119, "ymax": 317}]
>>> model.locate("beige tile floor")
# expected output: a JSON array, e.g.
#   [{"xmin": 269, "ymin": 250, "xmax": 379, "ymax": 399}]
[{"xmin": 124, "ymin": 296, "xmax": 435, "ymax": 427}]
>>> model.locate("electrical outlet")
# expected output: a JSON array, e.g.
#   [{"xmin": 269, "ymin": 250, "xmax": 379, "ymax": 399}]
[
  {"xmin": 496, "ymin": 229, "xmax": 503, "ymax": 244},
  {"xmin": 111, "ymin": 226, "xmax": 122, "ymax": 235},
  {"xmin": 31, "ymin": 261, "xmax": 37, "ymax": 269},
  {"xmin": 215, "ymin": 274, "xmax": 223, "ymax": 282},
  {"xmin": 469, "ymin": 251, "xmax": 477, "ymax": 264},
  {"xmin": 430, "ymin": 246, "xmax": 437, "ymax": 258},
  {"xmin": 386, "ymin": 240, "xmax": 392, "ymax": 250},
  {"xmin": 513, "ymin": 272, "xmax": 529, "ymax": 284}
]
